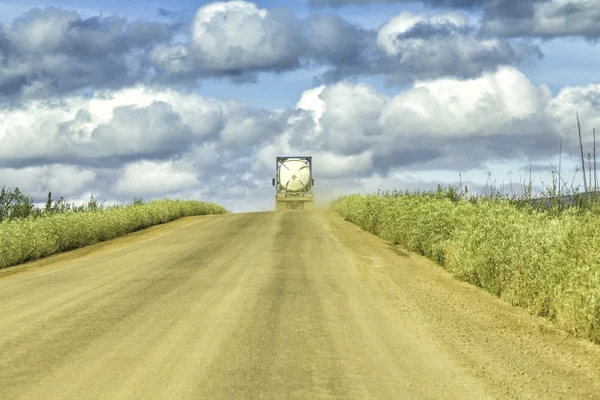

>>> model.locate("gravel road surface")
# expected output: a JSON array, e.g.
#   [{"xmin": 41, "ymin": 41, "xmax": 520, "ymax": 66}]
[{"xmin": 1, "ymin": 211, "xmax": 599, "ymax": 399}]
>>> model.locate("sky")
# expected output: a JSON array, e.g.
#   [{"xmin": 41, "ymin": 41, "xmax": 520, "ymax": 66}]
[{"xmin": 0, "ymin": 0, "xmax": 599, "ymax": 212}]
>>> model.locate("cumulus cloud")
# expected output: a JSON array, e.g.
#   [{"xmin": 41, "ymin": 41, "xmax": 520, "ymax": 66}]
[
  {"xmin": 374, "ymin": 11, "xmax": 541, "ymax": 84},
  {"xmin": 377, "ymin": 66, "xmax": 552, "ymax": 138},
  {"xmin": 150, "ymin": 1, "xmax": 305, "ymax": 82},
  {"xmin": 310, "ymin": 0, "xmax": 600, "ymax": 39},
  {"xmin": 0, "ymin": 84, "xmax": 304, "ymax": 206},
  {"xmin": 482, "ymin": 0, "xmax": 600, "ymax": 38},
  {"xmin": 0, "ymin": 164, "xmax": 96, "ymax": 198},
  {"xmin": 309, "ymin": 0, "xmax": 540, "ymax": 9},
  {"xmin": 112, "ymin": 160, "xmax": 200, "ymax": 197},
  {"xmin": 0, "ymin": 7, "xmax": 178, "ymax": 100},
  {"xmin": 1, "ymin": 65, "xmax": 599, "ymax": 211},
  {"xmin": 191, "ymin": 2, "xmax": 304, "ymax": 73},
  {"xmin": 0, "ymin": 2, "xmax": 546, "ymax": 97},
  {"xmin": 308, "ymin": 0, "xmax": 546, "ymax": 17},
  {"xmin": 304, "ymin": 14, "xmax": 378, "ymax": 80},
  {"xmin": 0, "ymin": 85, "xmax": 286, "ymax": 169},
  {"xmin": 150, "ymin": 2, "xmax": 540, "ymax": 86},
  {"xmin": 546, "ymin": 83, "xmax": 600, "ymax": 141},
  {"xmin": 317, "ymin": 83, "xmax": 387, "ymax": 154},
  {"xmin": 248, "ymin": 65, "xmax": 592, "ymax": 185},
  {"xmin": 291, "ymin": 66, "xmax": 598, "ymax": 175}
]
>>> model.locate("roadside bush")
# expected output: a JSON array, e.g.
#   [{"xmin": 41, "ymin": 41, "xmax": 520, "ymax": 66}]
[
  {"xmin": 332, "ymin": 190, "xmax": 600, "ymax": 343},
  {"xmin": 0, "ymin": 198, "xmax": 228, "ymax": 270}
]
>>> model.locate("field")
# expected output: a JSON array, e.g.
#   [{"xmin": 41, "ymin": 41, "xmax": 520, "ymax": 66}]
[
  {"xmin": 332, "ymin": 184, "xmax": 600, "ymax": 344},
  {"xmin": 0, "ymin": 186, "xmax": 228, "ymax": 270}
]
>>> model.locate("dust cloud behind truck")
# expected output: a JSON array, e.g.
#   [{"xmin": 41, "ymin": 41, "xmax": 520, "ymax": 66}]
[{"xmin": 272, "ymin": 156, "xmax": 314, "ymax": 211}]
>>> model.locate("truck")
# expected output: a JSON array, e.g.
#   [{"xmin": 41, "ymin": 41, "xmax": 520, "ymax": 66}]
[{"xmin": 272, "ymin": 156, "xmax": 314, "ymax": 211}]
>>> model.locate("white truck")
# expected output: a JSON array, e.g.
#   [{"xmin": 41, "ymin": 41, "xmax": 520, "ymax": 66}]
[{"xmin": 272, "ymin": 156, "xmax": 314, "ymax": 211}]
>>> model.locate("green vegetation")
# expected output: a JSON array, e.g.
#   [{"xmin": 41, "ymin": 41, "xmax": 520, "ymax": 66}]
[
  {"xmin": 332, "ymin": 184, "xmax": 600, "ymax": 344},
  {"xmin": 0, "ymin": 186, "xmax": 228, "ymax": 270}
]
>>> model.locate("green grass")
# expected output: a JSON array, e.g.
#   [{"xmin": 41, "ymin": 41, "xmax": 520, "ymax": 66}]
[
  {"xmin": 332, "ymin": 187, "xmax": 600, "ymax": 344},
  {"xmin": 0, "ymin": 188, "xmax": 228, "ymax": 270}
]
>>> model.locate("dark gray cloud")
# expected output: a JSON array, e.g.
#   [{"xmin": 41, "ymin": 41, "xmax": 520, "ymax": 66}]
[
  {"xmin": 309, "ymin": 0, "xmax": 600, "ymax": 39},
  {"xmin": 481, "ymin": 1, "xmax": 600, "ymax": 39},
  {"xmin": 308, "ymin": 0, "xmax": 544, "ymax": 15},
  {"xmin": 0, "ymin": 3, "xmax": 543, "ymax": 98},
  {"xmin": 373, "ymin": 15, "xmax": 542, "ymax": 85},
  {"xmin": 366, "ymin": 125, "xmax": 563, "ymax": 175},
  {"xmin": 305, "ymin": 15, "xmax": 376, "ymax": 66},
  {"xmin": 308, "ymin": 0, "xmax": 542, "ymax": 13},
  {"xmin": 371, "ymin": 147, "xmax": 443, "ymax": 174},
  {"xmin": 0, "ymin": 7, "xmax": 178, "ymax": 100},
  {"xmin": 408, "ymin": 121, "xmax": 561, "ymax": 172},
  {"xmin": 150, "ymin": 2, "xmax": 541, "ymax": 87}
]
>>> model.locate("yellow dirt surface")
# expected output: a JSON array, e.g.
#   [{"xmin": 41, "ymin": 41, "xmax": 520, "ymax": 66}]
[{"xmin": 1, "ymin": 211, "xmax": 599, "ymax": 399}]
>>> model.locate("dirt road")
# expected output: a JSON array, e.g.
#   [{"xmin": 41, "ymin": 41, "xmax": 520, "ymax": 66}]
[{"xmin": 1, "ymin": 211, "xmax": 599, "ymax": 399}]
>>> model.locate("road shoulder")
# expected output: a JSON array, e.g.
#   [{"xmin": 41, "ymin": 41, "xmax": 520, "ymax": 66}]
[{"xmin": 322, "ymin": 210, "xmax": 600, "ymax": 399}]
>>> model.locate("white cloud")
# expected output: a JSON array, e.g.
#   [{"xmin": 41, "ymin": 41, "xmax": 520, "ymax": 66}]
[
  {"xmin": 0, "ymin": 86, "xmax": 233, "ymax": 165},
  {"xmin": 112, "ymin": 160, "xmax": 200, "ymax": 197},
  {"xmin": 379, "ymin": 66, "xmax": 553, "ymax": 138},
  {"xmin": 547, "ymin": 83, "xmax": 600, "ymax": 147},
  {"xmin": 0, "ymin": 164, "xmax": 95, "ymax": 197},
  {"xmin": 318, "ymin": 82, "xmax": 388, "ymax": 153},
  {"xmin": 284, "ymin": 65, "xmax": 596, "ymax": 179},
  {"xmin": 295, "ymin": 85, "xmax": 326, "ymax": 136},
  {"xmin": 1, "ymin": 63, "xmax": 599, "ymax": 212},
  {"xmin": 189, "ymin": 1, "xmax": 303, "ymax": 72},
  {"xmin": 290, "ymin": 65, "xmax": 555, "ymax": 167}
]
